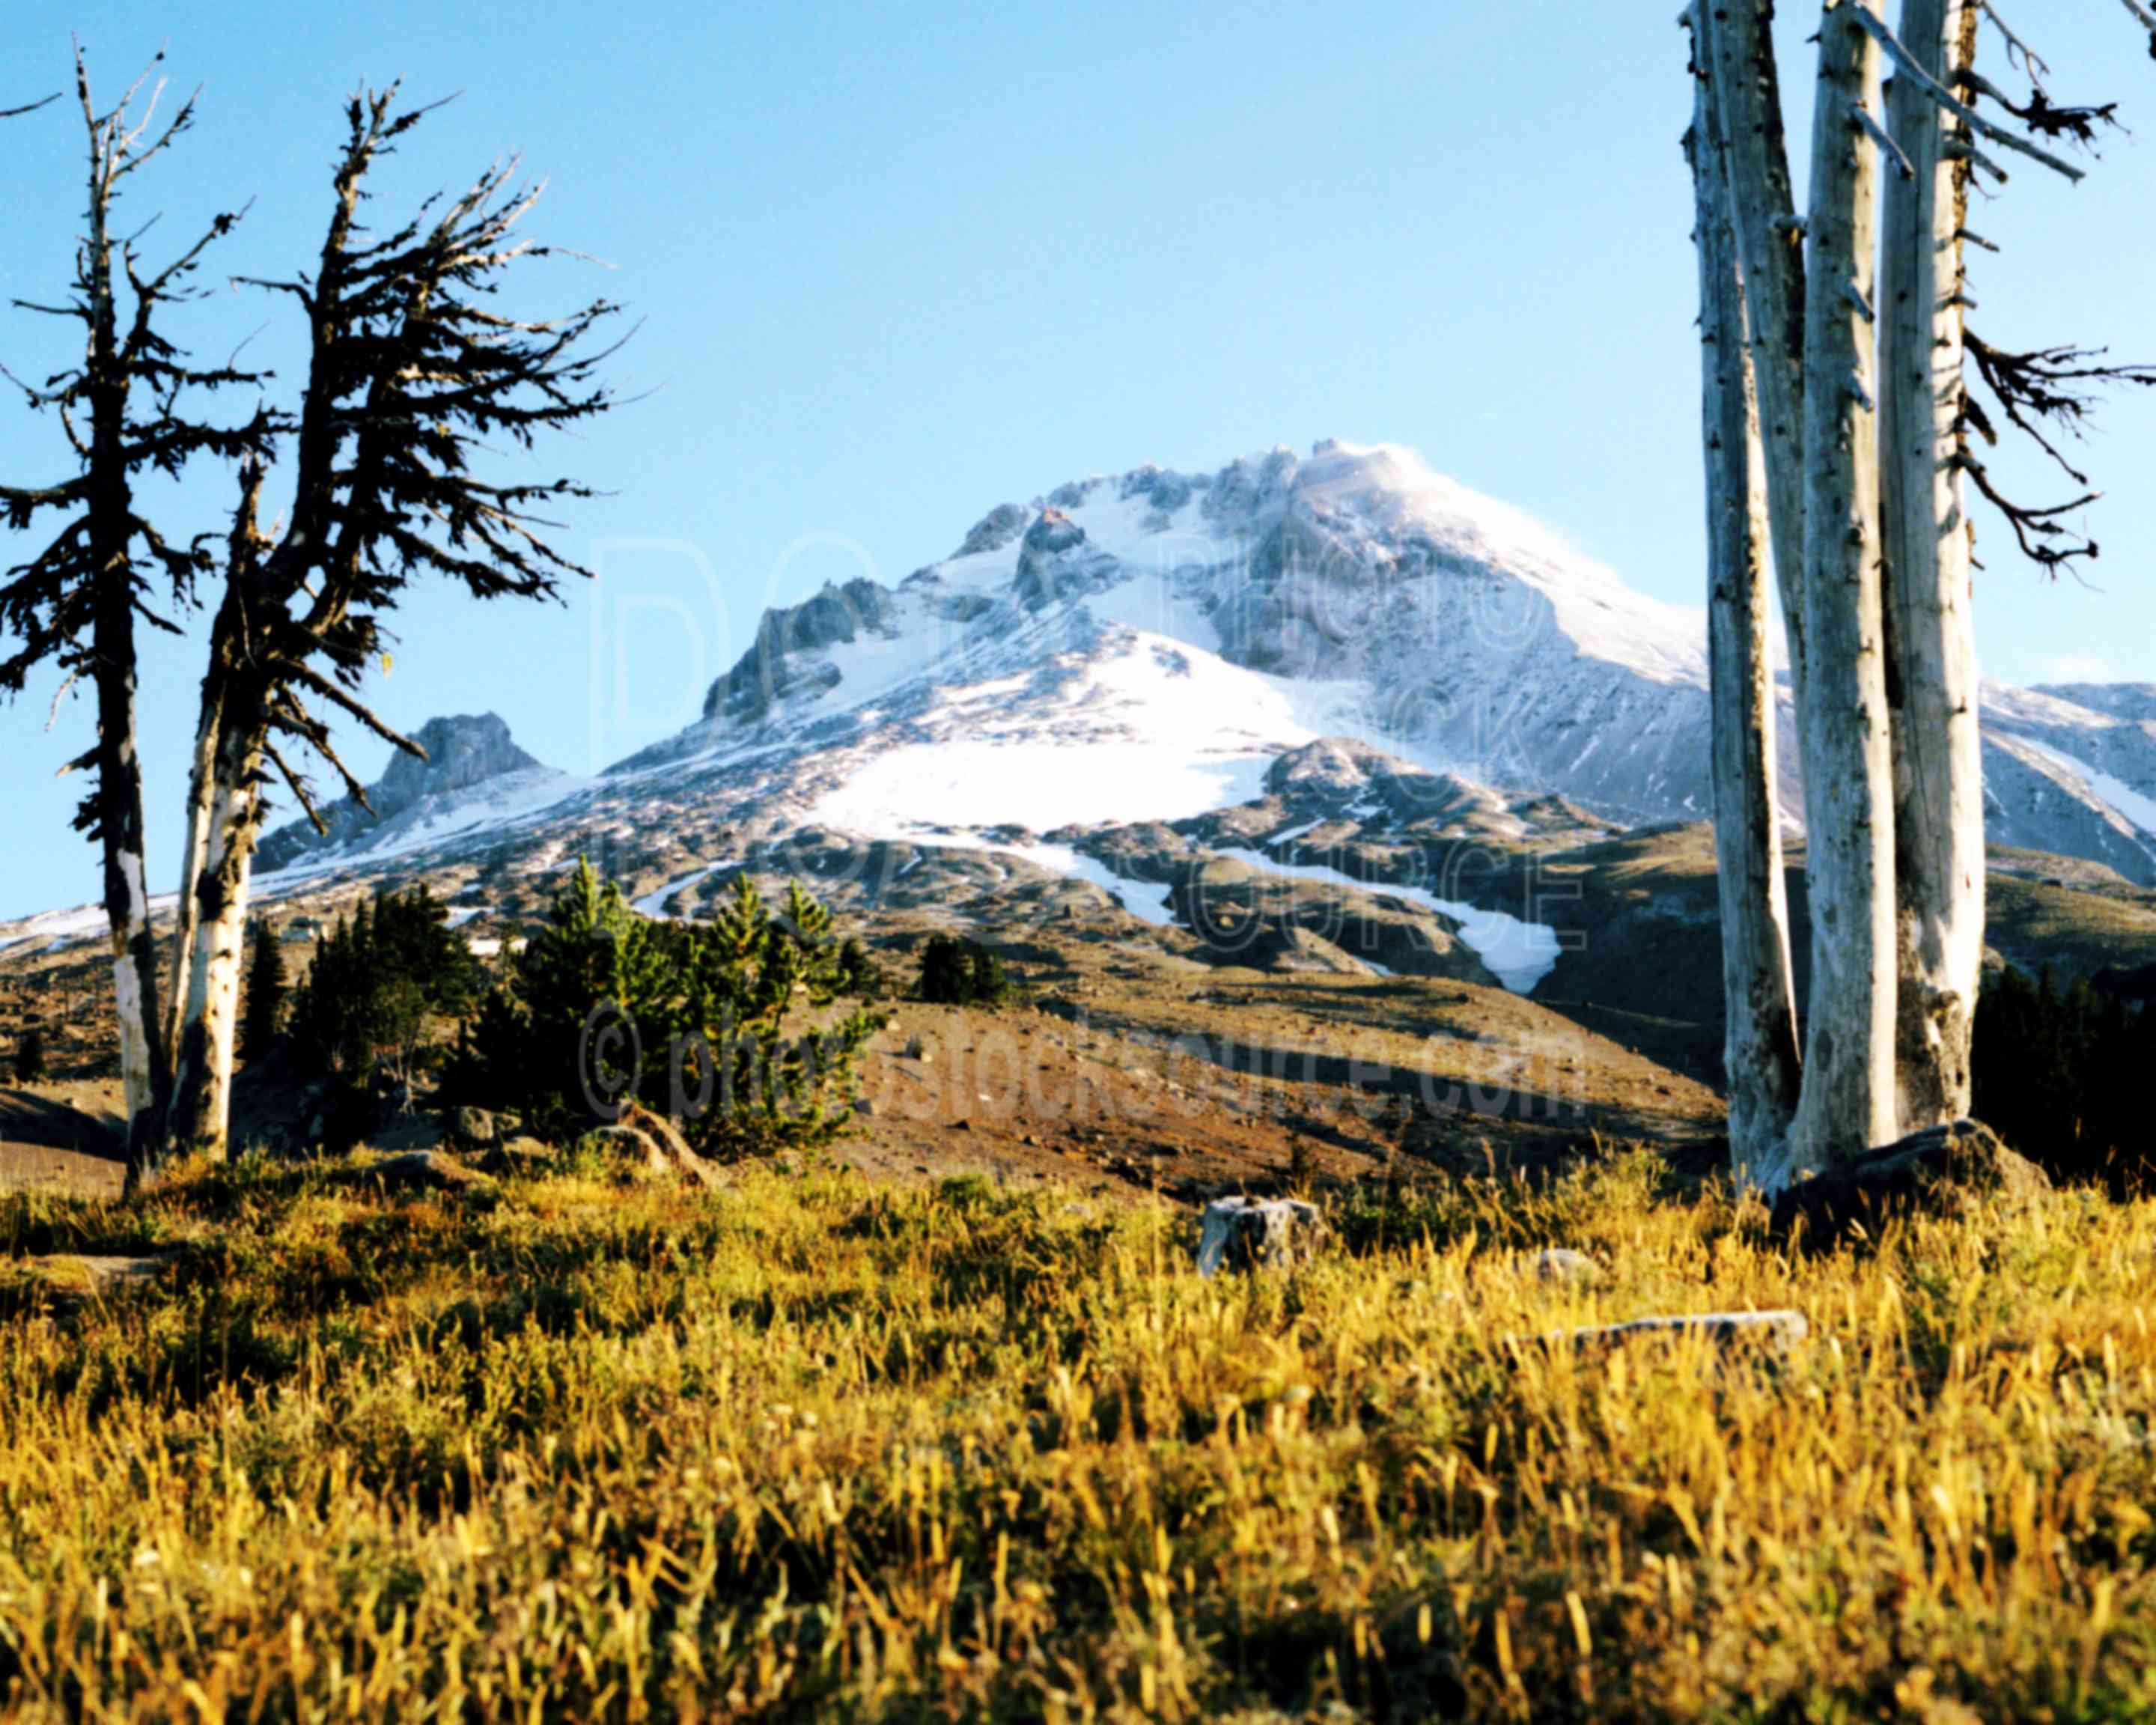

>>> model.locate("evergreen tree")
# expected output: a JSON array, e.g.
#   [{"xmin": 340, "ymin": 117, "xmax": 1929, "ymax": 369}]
[
  {"xmin": 284, "ymin": 886, "xmax": 487, "ymax": 1142},
  {"xmin": 240, "ymin": 922, "xmax": 287, "ymax": 1060},
  {"xmin": 14, "ymin": 1024, "xmax": 48, "ymax": 1085},
  {"xmin": 450, "ymin": 860, "xmax": 883, "ymax": 1158},
  {"xmin": 1973, "ymin": 964, "xmax": 2155, "ymax": 1191},
  {"xmin": 917, "ymin": 934, "xmax": 1012, "ymax": 1007},
  {"xmin": 968, "ymin": 943, "xmax": 1012, "ymax": 1008},
  {"xmin": 838, "ymin": 937, "xmax": 885, "ymax": 1000}
]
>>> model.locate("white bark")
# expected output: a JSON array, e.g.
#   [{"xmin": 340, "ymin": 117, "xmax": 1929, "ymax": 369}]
[
  {"xmin": 1881, "ymin": 0, "xmax": 1984, "ymax": 1132},
  {"xmin": 162, "ymin": 696, "xmax": 222, "ymax": 1071},
  {"xmin": 1690, "ymin": 21, "xmax": 1804, "ymax": 1181},
  {"xmin": 167, "ymin": 717, "xmax": 263, "ymax": 1160},
  {"xmin": 1789, "ymin": 0, "xmax": 1901, "ymax": 1175},
  {"xmin": 1704, "ymin": 0, "xmax": 1810, "ymax": 704},
  {"xmin": 110, "ymin": 840, "xmax": 156, "ymax": 1136}
]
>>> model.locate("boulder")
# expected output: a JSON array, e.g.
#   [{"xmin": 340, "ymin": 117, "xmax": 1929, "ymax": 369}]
[
  {"xmin": 591, "ymin": 1104, "xmax": 720, "ymax": 1188},
  {"xmin": 1196, "ymin": 1196, "xmax": 1326, "ymax": 1277},
  {"xmin": 448, "ymin": 1107, "xmax": 499, "ymax": 1148},
  {"xmin": 480, "ymin": 1135, "xmax": 553, "ymax": 1175},
  {"xmin": 15, "ymin": 1252, "xmax": 179, "ymax": 1324},
  {"xmin": 1527, "ymin": 1247, "xmax": 1602, "ymax": 1286},
  {"xmin": 1770, "ymin": 1120, "xmax": 2048, "ymax": 1244}
]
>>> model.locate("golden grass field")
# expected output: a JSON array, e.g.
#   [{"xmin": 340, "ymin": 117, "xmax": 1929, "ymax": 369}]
[{"xmin": 4, "ymin": 1148, "xmax": 2155, "ymax": 1721}]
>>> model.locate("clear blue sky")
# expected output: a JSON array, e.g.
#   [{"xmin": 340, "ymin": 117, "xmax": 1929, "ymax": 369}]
[{"xmin": 4, "ymin": 1, "xmax": 2153, "ymax": 917}]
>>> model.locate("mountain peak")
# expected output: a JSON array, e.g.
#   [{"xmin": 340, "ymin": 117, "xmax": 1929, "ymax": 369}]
[
  {"xmin": 255, "ymin": 711, "xmax": 570, "ymax": 877},
  {"xmin": 380, "ymin": 714, "xmax": 539, "ymax": 804}
]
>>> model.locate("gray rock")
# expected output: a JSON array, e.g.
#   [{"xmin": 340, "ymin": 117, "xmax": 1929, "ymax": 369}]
[
  {"xmin": 448, "ymin": 1107, "xmax": 498, "ymax": 1148},
  {"xmin": 1196, "ymin": 1196, "xmax": 1327, "ymax": 1277},
  {"xmin": 15, "ymin": 1252, "xmax": 180, "ymax": 1327},
  {"xmin": 1770, "ymin": 1119, "xmax": 2048, "ymax": 1244},
  {"xmin": 591, "ymin": 1104, "xmax": 720, "ymax": 1188},
  {"xmin": 1528, "ymin": 1247, "xmax": 1602, "ymax": 1286},
  {"xmin": 479, "ymin": 1135, "xmax": 553, "ymax": 1175},
  {"xmin": 1543, "ymin": 1309, "xmax": 1809, "ymax": 1353}
]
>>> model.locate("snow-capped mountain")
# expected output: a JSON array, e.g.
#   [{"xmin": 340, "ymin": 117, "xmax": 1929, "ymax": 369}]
[
  {"xmin": 607, "ymin": 439, "xmax": 1724, "ymax": 835},
  {"xmin": 19, "ymin": 439, "xmax": 2155, "ymax": 967}
]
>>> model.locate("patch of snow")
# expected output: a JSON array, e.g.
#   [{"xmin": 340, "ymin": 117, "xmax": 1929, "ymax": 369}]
[
  {"xmin": 2024, "ymin": 742, "xmax": 2156, "ymax": 839},
  {"xmin": 1004, "ymin": 843, "xmax": 1179, "ymax": 927},
  {"xmin": 0, "ymin": 895, "xmax": 174, "ymax": 955},
  {"xmin": 1212, "ymin": 847, "xmax": 1562, "ymax": 994},
  {"xmin": 633, "ymin": 860, "xmax": 741, "ymax": 919}
]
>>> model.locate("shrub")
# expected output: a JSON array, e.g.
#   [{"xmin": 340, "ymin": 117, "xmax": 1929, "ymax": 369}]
[
  {"xmin": 448, "ymin": 860, "xmax": 884, "ymax": 1160},
  {"xmin": 916, "ymin": 933, "xmax": 1011, "ymax": 1007}
]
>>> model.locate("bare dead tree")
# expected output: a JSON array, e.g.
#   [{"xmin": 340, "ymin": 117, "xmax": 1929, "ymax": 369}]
[
  {"xmin": 1881, "ymin": 0, "xmax": 1986, "ymax": 1137},
  {"xmin": 0, "ymin": 49, "xmax": 275, "ymax": 1175},
  {"xmin": 1686, "ymin": 7, "xmax": 1803, "ymax": 1177},
  {"xmin": 1690, "ymin": 0, "xmax": 2155, "ymax": 1185},
  {"xmin": 1782, "ymin": 0, "xmax": 1902, "ymax": 1175},
  {"xmin": 160, "ymin": 87, "xmax": 624, "ymax": 1163}
]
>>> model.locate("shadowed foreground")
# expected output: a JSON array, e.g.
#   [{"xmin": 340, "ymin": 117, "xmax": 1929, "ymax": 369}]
[{"xmin": 2, "ymin": 1149, "xmax": 2155, "ymax": 1721}]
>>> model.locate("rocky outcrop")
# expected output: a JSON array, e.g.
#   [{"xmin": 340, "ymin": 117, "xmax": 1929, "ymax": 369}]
[
  {"xmin": 703, "ymin": 577, "xmax": 902, "ymax": 721},
  {"xmin": 1012, "ymin": 509, "xmax": 1119, "ymax": 612},
  {"xmin": 1769, "ymin": 1119, "xmax": 2050, "ymax": 1244},
  {"xmin": 956, "ymin": 502, "xmax": 1029, "ymax": 558},
  {"xmin": 255, "ymin": 714, "xmax": 567, "ymax": 874}
]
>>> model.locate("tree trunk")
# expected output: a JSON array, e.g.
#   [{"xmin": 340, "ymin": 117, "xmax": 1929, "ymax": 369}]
[
  {"xmin": 1690, "ymin": 31, "xmax": 1805, "ymax": 1182},
  {"xmin": 1703, "ymin": 0, "xmax": 1809, "ymax": 705},
  {"xmin": 163, "ymin": 663, "xmax": 226, "ymax": 1075},
  {"xmin": 79, "ymin": 176, "xmax": 168, "ymax": 1184},
  {"xmin": 94, "ymin": 619, "xmax": 168, "ymax": 1178},
  {"xmin": 165, "ymin": 686, "xmax": 266, "ymax": 1160},
  {"xmin": 1789, "ymin": 0, "xmax": 1901, "ymax": 1175},
  {"xmin": 1881, "ymin": 0, "xmax": 1984, "ymax": 1132}
]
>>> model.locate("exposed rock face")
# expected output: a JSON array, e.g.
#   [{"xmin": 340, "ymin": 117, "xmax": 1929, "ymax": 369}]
[
  {"xmin": 1012, "ymin": 509, "xmax": 1120, "ymax": 612},
  {"xmin": 956, "ymin": 502, "xmax": 1029, "ymax": 558},
  {"xmin": 704, "ymin": 577, "xmax": 902, "ymax": 721},
  {"xmin": 1769, "ymin": 1119, "xmax": 2050, "ymax": 1243},
  {"xmin": 387, "ymin": 715, "xmax": 538, "ymax": 803},
  {"xmin": 255, "ymin": 714, "xmax": 568, "ymax": 875}
]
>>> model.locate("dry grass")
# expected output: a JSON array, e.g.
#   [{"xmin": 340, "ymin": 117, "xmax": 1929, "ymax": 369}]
[{"xmin": 2, "ymin": 1149, "xmax": 2155, "ymax": 1721}]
